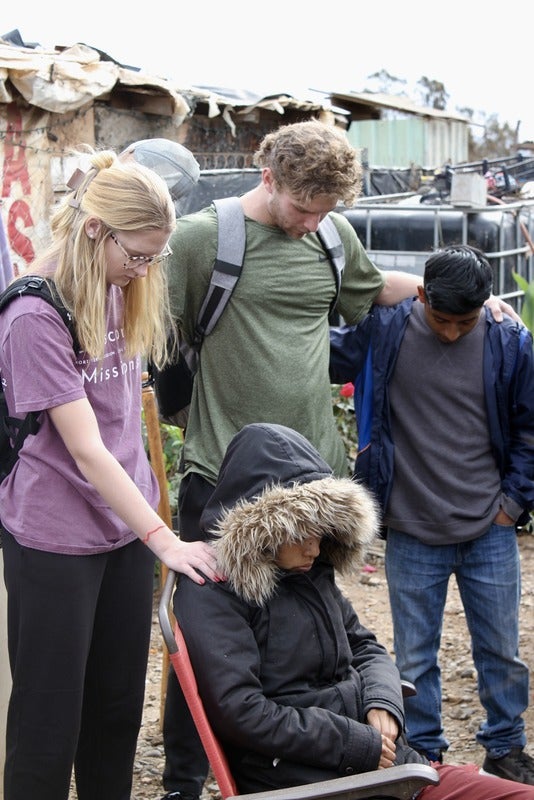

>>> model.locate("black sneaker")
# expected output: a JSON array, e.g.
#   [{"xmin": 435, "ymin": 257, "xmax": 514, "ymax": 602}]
[
  {"xmin": 160, "ymin": 793, "xmax": 199, "ymax": 800},
  {"xmin": 481, "ymin": 747, "xmax": 534, "ymax": 785},
  {"xmin": 414, "ymin": 748, "xmax": 444, "ymax": 764}
]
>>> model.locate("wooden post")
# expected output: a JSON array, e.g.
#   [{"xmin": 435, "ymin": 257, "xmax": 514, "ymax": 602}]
[{"xmin": 141, "ymin": 372, "xmax": 172, "ymax": 728}]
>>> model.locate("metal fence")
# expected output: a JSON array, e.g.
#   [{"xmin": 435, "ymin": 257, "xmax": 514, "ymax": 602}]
[{"xmin": 344, "ymin": 197, "xmax": 534, "ymax": 311}]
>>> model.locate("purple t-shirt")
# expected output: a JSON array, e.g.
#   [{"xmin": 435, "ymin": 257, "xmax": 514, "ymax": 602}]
[{"xmin": 0, "ymin": 285, "xmax": 159, "ymax": 554}]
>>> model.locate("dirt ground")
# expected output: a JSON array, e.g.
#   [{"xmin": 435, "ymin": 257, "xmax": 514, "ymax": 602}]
[{"xmin": 71, "ymin": 529, "xmax": 534, "ymax": 800}]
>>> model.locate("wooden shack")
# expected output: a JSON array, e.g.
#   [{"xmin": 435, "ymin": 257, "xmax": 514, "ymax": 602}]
[{"xmin": 0, "ymin": 37, "xmax": 340, "ymax": 277}]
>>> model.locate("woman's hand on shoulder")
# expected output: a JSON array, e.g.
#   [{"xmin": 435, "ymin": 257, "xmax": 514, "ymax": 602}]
[{"xmin": 159, "ymin": 538, "xmax": 223, "ymax": 584}]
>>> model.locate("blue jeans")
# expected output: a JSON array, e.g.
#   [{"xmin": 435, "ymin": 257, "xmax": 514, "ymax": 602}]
[{"xmin": 385, "ymin": 524, "xmax": 529, "ymax": 759}]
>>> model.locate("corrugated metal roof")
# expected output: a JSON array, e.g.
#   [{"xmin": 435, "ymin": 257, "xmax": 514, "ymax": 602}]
[
  {"xmin": 0, "ymin": 37, "xmax": 344, "ymax": 124},
  {"xmin": 0, "ymin": 33, "xmax": 468, "ymax": 130},
  {"xmin": 330, "ymin": 89, "xmax": 469, "ymax": 122}
]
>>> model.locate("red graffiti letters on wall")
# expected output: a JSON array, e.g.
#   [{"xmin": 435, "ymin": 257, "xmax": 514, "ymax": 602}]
[
  {"xmin": 7, "ymin": 200, "xmax": 35, "ymax": 263},
  {"xmin": 2, "ymin": 104, "xmax": 35, "ymax": 264}
]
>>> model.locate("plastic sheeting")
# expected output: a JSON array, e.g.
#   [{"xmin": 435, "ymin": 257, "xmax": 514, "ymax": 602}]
[
  {"xmin": 0, "ymin": 41, "xmax": 190, "ymax": 118},
  {"xmin": 180, "ymin": 169, "xmax": 262, "ymax": 215}
]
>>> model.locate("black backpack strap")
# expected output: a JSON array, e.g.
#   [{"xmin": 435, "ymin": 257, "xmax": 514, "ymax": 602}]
[
  {"xmin": 316, "ymin": 215, "xmax": 345, "ymax": 312},
  {"xmin": 0, "ymin": 275, "xmax": 79, "ymax": 482},
  {"xmin": 0, "ymin": 392, "xmax": 40, "ymax": 481},
  {"xmin": 0, "ymin": 275, "xmax": 78, "ymax": 350},
  {"xmin": 194, "ymin": 197, "xmax": 246, "ymax": 343}
]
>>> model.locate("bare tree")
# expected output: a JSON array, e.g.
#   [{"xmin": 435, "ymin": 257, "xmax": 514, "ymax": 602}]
[
  {"xmin": 460, "ymin": 109, "xmax": 519, "ymax": 160},
  {"xmin": 416, "ymin": 76, "xmax": 449, "ymax": 110},
  {"xmin": 366, "ymin": 70, "xmax": 407, "ymax": 95}
]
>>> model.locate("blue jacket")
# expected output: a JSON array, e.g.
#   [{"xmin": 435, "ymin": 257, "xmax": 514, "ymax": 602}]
[{"xmin": 330, "ymin": 299, "xmax": 534, "ymax": 526}]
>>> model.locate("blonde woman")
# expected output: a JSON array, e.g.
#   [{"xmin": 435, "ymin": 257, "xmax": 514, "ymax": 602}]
[{"xmin": 0, "ymin": 151, "xmax": 218, "ymax": 800}]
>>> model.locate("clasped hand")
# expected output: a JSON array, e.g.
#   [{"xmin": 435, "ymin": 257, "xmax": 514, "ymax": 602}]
[{"xmin": 366, "ymin": 708, "xmax": 399, "ymax": 769}]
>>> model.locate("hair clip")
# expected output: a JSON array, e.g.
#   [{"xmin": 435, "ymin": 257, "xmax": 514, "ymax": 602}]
[
  {"xmin": 66, "ymin": 167, "xmax": 98, "ymax": 210},
  {"xmin": 67, "ymin": 168, "xmax": 86, "ymax": 191},
  {"xmin": 67, "ymin": 168, "xmax": 85, "ymax": 209}
]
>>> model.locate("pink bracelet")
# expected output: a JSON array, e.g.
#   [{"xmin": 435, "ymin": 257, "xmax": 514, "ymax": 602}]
[{"xmin": 142, "ymin": 524, "xmax": 166, "ymax": 545}]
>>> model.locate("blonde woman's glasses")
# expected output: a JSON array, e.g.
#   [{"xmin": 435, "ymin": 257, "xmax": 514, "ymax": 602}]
[{"xmin": 109, "ymin": 231, "xmax": 172, "ymax": 268}]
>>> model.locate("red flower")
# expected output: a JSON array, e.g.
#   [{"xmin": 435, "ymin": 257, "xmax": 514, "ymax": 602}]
[{"xmin": 339, "ymin": 382, "xmax": 354, "ymax": 398}]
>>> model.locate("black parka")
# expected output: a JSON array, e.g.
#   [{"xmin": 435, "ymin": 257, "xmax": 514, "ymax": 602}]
[{"xmin": 174, "ymin": 423, "xmax": 406, "ymax": 789}]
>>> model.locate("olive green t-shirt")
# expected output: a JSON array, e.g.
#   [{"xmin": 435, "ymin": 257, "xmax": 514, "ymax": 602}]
[{"xmin": 167, "ymin": 206, "xmax": 384, "ymax": 484}]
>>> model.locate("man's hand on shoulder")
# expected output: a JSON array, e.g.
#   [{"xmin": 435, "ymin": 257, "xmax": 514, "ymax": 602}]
[{"xmin": 484, "ymin": 295, "xmax": 524, "ymax": 324}]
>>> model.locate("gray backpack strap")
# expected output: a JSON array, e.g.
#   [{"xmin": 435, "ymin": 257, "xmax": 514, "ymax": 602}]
[
  {"xmin": 195, "ymin": 197, "xmax": 246, "ymax": 340},
  {"xmin": 316, "ymin": 215, "xmax": 345, "ymax": 311}
]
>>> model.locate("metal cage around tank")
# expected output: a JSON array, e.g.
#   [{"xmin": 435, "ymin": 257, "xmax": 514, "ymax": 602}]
[{"xmin": 343, "ymin": 197, "xmax": 534, "ymax": 311}]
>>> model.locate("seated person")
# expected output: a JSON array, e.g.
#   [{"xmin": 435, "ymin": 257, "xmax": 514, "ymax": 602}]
[{"xmin": 172, "ymin": 422, "xmax": 534, "ymax": 800}]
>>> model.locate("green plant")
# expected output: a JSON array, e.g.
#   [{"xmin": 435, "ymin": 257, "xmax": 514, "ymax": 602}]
[
  {"xmin": 512, "ymin": 272, "xmax": 534, "ymax": 333},
  {"xmin": 142, "ymin": 414, "xmax": 184, "ymax": 518},
  {"xmin": 159, "ymin": 422, "xmax": 185, "ymax": 517},
  {"xmin": 331, "ymin": 382, "xmax": 358, "ymax": 472}
]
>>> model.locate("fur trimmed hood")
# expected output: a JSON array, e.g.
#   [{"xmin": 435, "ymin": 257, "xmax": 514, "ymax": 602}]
[{"xmin": 200, "ymin": 423, "xmax": 380, "ymax": 606}]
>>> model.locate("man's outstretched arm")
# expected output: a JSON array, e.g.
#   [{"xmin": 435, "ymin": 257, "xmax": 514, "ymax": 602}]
[{"xmin": 376, "ymin": 270, "xmax": 522, "ymax": 322}]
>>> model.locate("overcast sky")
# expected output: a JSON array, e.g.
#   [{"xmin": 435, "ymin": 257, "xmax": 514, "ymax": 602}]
[{"xmin": 3, "ymin": 0, "xmax": 533, "ymax": 144}]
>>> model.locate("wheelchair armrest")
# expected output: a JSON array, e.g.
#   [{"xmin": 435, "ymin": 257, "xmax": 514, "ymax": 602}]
[
  {"xmin": 229, "ymin": 763, "xmax": 439, "ymax": 800},
  {"xmin": 159, "ymin": 568, "xmax": 178, "ymax": 655},
  {"xmin": 401, "ymin": 680, "xmax": 416, "ymax": 698}
]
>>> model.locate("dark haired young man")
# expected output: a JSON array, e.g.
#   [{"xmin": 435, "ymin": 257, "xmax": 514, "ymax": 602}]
[{"xmin": 330, "ymin": 245, "xmax": 534, "ymax": 785}]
